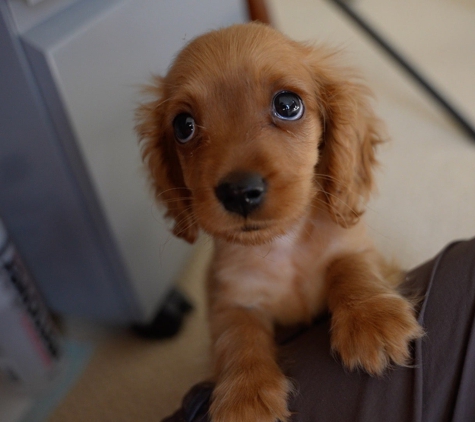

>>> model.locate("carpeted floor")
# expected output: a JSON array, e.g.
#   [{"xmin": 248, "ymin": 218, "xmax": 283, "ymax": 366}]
[
  {"xmin": 48, "ymin": 238, "xmax": 214, "ymax": 422},
  {"xmin": 46, "ymin": 0, "xmax": 475, "ymax": 420}
]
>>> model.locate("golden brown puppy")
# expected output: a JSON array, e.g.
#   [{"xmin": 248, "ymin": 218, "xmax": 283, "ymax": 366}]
[{"xmin": 137, "ymin": 23, "xmax": 423, "ymax": 422}]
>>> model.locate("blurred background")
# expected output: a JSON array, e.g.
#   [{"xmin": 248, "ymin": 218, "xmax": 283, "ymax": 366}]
[{"xmin": 0, "ymin": 0, "xmax": 474, "ymax": 420}]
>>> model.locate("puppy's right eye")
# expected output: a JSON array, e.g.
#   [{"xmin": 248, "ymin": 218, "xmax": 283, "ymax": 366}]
[{"xmin": 173, "ymin": 113, "xmax": 195, "ymax": 143}]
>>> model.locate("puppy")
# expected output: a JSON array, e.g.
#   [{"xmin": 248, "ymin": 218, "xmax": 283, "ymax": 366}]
[{"xmin": 136, "ymin": 23, "xmax": 422, "ymax": 422}]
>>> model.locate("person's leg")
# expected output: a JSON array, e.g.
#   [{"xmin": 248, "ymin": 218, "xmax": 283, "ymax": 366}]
[
  {"xmin": 283, "ymin": 238, "xmax": 475, "ymax": 422},
  {"xmin": 162, "ymin": 238, "xmax": 475, "ymax": 422}
]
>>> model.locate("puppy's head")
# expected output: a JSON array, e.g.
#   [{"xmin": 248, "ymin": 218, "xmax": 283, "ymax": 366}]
[{"xmin": 137, "ymin": 23, "xmax": 383, "ymax": 245}]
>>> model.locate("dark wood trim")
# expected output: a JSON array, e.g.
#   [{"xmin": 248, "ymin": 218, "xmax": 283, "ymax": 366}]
[{"xmin": 246, "ymin": 0, "xmax": 272, "ymax": 24}]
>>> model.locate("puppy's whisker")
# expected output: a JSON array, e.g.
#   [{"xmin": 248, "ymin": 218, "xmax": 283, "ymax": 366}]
[
  {"xmin": 172, "ymin": 205, "xmax": 195, "ymax": 223},
  {"xmin": 158, "ymin": 196, "xmax": 194, "ymax": 205},
  {"xmin": 155, "ymin": 187, "xmax": 190, "ymax": 199},
  {"xmin": 172, "ymin": 213, "xmax": 199, "ymax": 239},
  {"xmin": 314, "ymin": 173, "xmax": 372, "ymax": 205},
  {"xmin": 153, "ymin": 97, "xmax": 172, "ymax": 109},
  {"xmin": 314, "ymin": 173, "xmax": 346, "ymax": 185},
  {"xmin": 309, "ymin": 193, "xmax": 350, "ymax": 228},
  {"xmin": 174, "ymin": 219, "xmax": 197, "ymax": 239},
  {"xmin": 315, "ymin": 180, "xmax": 360, "ymax": 216}
]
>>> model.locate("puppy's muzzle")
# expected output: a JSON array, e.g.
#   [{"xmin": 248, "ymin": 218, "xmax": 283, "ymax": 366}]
[{"xmin": 215, "ymin": 172, "xmax": 267, "ymax": 218}]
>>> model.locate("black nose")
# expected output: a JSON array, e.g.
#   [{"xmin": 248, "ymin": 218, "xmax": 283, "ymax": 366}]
[{"xmin": 215, "ymin": 172, "xmax": 267, "ymax": 217}]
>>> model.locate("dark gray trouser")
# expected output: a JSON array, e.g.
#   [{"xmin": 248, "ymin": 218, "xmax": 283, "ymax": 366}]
[{"xmin": 163, "ymin": 238, "xmax": 475, "ymax": 422}]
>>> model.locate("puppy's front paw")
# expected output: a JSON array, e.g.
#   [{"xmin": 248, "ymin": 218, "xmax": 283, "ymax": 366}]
[
  {"xmin": 330, "ymin": 293, "xmax": 423, "ymax": 375},
  {"xmin": 209, "ymin": 367, "xmax": 291, "ymax": 422}
]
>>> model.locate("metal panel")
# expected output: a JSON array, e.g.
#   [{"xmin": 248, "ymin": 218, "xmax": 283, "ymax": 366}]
[
  {"xmin": 1, "ymin": 0, "xmax": 247, "ymax": 322},
  {"xmin": 0, "ymin": 2, "xmax": 140, "ymax": 323}
]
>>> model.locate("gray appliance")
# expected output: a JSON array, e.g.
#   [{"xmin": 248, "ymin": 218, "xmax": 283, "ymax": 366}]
[{"xmin": 0, "ymin": 0, "xmax": 247, "ymax": 323}]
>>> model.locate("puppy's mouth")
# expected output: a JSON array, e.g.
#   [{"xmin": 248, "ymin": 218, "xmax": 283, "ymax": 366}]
[
  {"xmin": 223, "ymin": 222, "xmax": 278, "ymax": 245},
  {"xmin": 241, "ymin": 224, "xmax": 264, "ymax": 232}
]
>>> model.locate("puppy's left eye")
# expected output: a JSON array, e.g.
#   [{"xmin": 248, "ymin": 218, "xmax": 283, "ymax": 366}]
[{"xmin": 272, "ymin": 91, "xmax": 304, "ymax": 121}]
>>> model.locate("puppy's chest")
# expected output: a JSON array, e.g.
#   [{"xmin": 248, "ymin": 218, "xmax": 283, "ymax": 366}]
[
  {"xmin": 261, "ymin": 238, "xmax": 330, "ymax": 324},
  {"xmin": 213, "ymin": 230, "xmax": 337, "ymax": 325}
]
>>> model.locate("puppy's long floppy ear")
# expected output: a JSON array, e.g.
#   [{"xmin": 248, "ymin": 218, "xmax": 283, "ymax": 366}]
[
  {"xmin": 135, "ymin": 77, "xmax": 198, "ymax": 244},
  {"xmin": 308, "ymin": 47, "xmax": 385, "ymax": 227}
]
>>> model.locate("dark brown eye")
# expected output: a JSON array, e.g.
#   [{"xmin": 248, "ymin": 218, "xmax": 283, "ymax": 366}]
[
  {"xmin": 173, "ymin": 113, "xmax": 195, "ymax": 143},
  {"xmin": 272, "ymin": 91, "xmax": 304, "ymax": 121}
]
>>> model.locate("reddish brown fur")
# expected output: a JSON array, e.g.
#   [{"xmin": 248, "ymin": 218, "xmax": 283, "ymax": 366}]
[{"xmin": 136, "ymin": 23, "xmax": 422, "ymax": 422}]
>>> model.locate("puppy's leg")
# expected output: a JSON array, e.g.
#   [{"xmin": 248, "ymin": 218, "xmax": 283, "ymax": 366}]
[
  {"xmin": 209, "ymin": 305, "xmax": 291, "ymax": 422},
  {"xmin": 327, "ymin": 252, "xmax": 423, "ymax": 375}
]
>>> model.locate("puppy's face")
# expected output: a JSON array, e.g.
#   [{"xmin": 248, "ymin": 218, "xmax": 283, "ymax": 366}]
[
  {"xmin": 138, "ymin": 24, "xmax": 380, "ymax": 245},
  {"xmin": 162, "ymin": 26, "xmax": 321, "ymax": 244}
]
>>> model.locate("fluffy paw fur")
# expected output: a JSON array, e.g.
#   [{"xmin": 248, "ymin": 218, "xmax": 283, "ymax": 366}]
[
  {"xmin": 210, "ymin": 367, "xmax": 291, "ymax": 422},
  {"xmin": 330, "ymin": 292, "xmax": 423, "ymax": 375}
]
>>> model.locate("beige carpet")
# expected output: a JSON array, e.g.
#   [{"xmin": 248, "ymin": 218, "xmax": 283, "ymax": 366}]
[
  {"xmin": 48, "ymin": 0, "xmax": 475, "ymax": 420},
  {"xmin": 49, "ymin": 238, "xmax": 213, "ymax": 421}
]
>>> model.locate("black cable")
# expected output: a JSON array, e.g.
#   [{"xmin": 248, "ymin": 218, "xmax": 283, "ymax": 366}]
[{"xmin": 328, "ymin": 0, "xmax": 475, "ymax": 141}]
